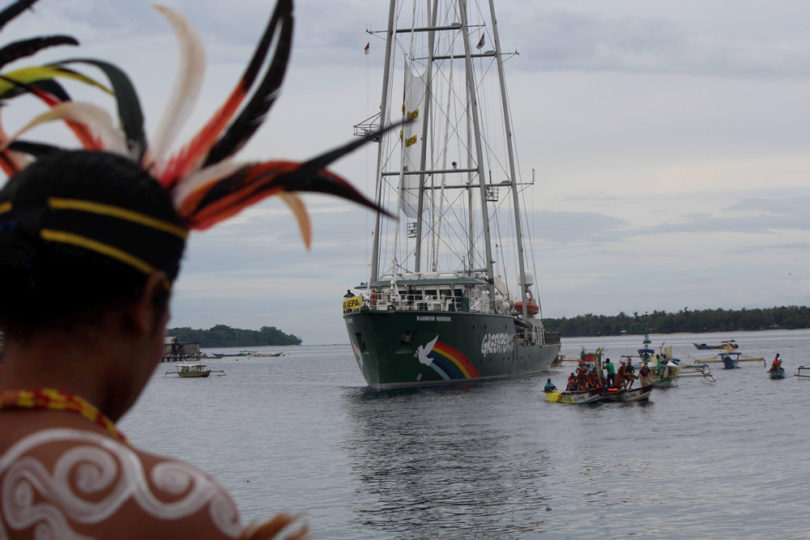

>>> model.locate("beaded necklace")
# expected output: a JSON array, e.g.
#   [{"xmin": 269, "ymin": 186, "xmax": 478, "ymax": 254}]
[{"xmin": 0, "ymin": 388, "xmax": 129, "ymax": 444}]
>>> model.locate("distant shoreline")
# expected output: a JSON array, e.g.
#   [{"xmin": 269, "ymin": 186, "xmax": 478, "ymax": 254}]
[{"xmin": 543, "ymin": 306, "xmax": 810, "ymax": 337}]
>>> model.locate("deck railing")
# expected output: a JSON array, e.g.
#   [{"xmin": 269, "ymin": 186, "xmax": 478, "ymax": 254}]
[{"xmin": 343, "ymin": 292, "xmax": 471, "ymax": 314}]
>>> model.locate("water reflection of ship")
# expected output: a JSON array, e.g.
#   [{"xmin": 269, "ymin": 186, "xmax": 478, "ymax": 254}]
[{"xmin": 340, "ymin": 385, "xmax": 552, "ymax": 536}]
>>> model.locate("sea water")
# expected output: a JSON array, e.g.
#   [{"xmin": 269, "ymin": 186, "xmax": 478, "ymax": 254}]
[{"xmin": 121, "ymin": 329, "xmax": 810, "ymax": 538}]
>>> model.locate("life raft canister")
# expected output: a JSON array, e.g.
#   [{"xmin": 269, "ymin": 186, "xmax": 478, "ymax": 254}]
[{"xmin": 514, "ymin": 301, "xmax": 540, "ymax": 315}]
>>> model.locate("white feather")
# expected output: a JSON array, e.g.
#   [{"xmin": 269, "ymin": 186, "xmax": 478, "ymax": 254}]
[
  {"xmin": 148, "ymin": 5, "xmax": 207, "ymax": 170},
  {"xmin": 171, "ymin": 159, "xmax": 242, "ymax": 211},
  {"xmin": 1, "ymin": 102, "xmax": 128, "ymax": 155}
]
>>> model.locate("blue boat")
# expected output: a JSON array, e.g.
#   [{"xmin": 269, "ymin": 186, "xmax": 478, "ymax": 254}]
[
  {"xmin": 638, "ymin": 333, "xmax": 655, "ymax": 361},
  {"xmin": 768, "ymin": 367, "xmax": 786, "ymax": 379}
]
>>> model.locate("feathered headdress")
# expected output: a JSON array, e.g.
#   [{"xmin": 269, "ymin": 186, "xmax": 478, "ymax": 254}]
[{"xmin": 0, "ymin": 0, "xmax": 392, "ymax": 255}]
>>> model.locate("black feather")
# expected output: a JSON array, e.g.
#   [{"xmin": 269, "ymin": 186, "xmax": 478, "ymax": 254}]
[
  {"xmin": 0, "ymin": 0, "xmax": 37, "ymax": 32},
  {"xmin": 0, "ymin": 35, "xmax": 78, "ymax": 70},
  {"xmin": 8, "ymin": 139, "xmax": 62, "ymax": 157},
  {"xmin": 30, "ymin": 78, "xmax": 70, "ymax": 100},
  {"xmin": 279, "ymin": 119, "xmax": 409, "ymax": 185},
  {"xmin": 58, "ymin": 58, "xmax": 147, "ymax": 159},
  {"xmin": 202, "ymin": 0, "xmax": 293, "ymax": 166},
  {"xmin": 190, "ymin": 122, "xmax": 407, "ymax": 220}
]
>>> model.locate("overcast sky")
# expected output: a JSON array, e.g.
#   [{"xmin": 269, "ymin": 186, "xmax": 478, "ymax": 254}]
[{"xmin": 4, "ymin": 1, "xmax": 810, "ymax": 344}]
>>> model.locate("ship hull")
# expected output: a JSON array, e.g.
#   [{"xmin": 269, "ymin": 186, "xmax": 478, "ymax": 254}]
[{"xmin": 345, "ymin": 309, "xmax": 560, "ymax": 389}]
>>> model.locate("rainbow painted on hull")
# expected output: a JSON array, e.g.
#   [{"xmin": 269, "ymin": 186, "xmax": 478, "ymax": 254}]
[{"xmin": 426, "ymin": 340, "xmax": 480, "ymax": 380}]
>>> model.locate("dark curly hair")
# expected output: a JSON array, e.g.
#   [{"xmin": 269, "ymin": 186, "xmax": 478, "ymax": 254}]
[{"xmin": 0, "ymin": 150, "xmax": 187, "ymax": 336}]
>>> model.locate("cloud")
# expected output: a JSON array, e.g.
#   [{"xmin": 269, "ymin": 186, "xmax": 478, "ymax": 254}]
[
  {"xmin": 505, "ymin": 3, "xmax": 810, "ymax": 79},
  {"xmin": 525, "ymin": 210, "xmax": 630, "ymax": 245}
]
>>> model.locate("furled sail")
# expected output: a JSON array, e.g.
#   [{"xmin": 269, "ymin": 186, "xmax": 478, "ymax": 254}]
[{"xmin": 400, "ymin": 63, "xmax": 425, "ymax": 218}]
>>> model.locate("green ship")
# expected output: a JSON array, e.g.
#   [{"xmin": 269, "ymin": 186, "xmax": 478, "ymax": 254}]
[{"xmin": 345, "ymin": 0, "xmax": 560, "ymax": 389}]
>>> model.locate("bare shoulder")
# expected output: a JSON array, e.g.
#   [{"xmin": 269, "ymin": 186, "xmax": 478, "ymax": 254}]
[{"xmin": 0, "ymin": 427, "xmax": 242, "ymax": 539}]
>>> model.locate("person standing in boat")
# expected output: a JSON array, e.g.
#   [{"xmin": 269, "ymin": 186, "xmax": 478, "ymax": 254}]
[
  {"xmin": 625, "ymin": 359, "xmax": 636, "ymax": 388},
  {"xmin": 639, "ymin": 362, "xmax": 652, "ymax": 386},
  {"xmin": 604, "ymin": 358, "xmax": 616, "ymax": 387}
]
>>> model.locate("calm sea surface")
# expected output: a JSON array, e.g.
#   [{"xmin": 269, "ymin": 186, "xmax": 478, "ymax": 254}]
[{"xmin": 121, "ymin": 329, "xmax": 810, "ymax": 538}]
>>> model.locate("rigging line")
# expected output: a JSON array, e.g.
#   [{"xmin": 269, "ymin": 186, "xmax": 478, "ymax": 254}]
[
  {"xmin": 433, "ymin": 40, "xmax": 456, "ymax": 273},
  {"xmin": 420, "ymin": 202, "xmax": 473, "ymax": 263}
]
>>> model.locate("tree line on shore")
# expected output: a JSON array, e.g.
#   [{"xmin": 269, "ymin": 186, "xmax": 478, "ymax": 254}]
[
  {"xmin": 167, "ymin": 324, "xmax": 302, "ymax": 347},
  {"xmin": 543, "ymin": 306, "xmax": 810, "ymax": 337}
]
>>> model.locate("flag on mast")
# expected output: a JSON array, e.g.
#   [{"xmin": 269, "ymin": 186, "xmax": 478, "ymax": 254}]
[{"xmin": 364, "ymin": 42, "xmax": 370, "ymax": 55}]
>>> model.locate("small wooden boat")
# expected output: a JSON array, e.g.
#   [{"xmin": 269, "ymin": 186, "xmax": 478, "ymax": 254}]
[
  {"xmin": 546, "ymin": 388, "xmax": 602, "ymax": 404},
  {"xmin": 165, "ymin": 363, "xmax": 225, "ymax": 378},
  {"xmin": 694, "ymin": 340, "xmax": 738, "ymax": 350},
  {"xmin": 768, "ymin": 367, "xmax": 786, "ymax": 379},
  {"xmin": 638, "ymin": 333, "xmax": 655, "ymax": 361},
  {"xmin": 599, "ymin": 384, "xmax": 652, "ymax": 403}
]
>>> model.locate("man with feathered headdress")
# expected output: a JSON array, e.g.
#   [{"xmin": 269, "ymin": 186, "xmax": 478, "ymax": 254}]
[{"xmin": 0, "ymin": 1, "xmax": 394, "ymax": 537}]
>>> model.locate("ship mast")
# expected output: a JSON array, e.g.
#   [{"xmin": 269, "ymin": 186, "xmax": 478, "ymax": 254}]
[
  {"xmin": 369, "ymin": 0, "xmax": 397, "ymax": 283},
  {"xmin": 413, "ymin": 0, "xmax": 439, "ymax": 274},
  {"xmin": 459, "ymin": 0, "xmax": 496, "ymax": 298},
  {"xmin": 487, "ymin": 0, "xmax": 530, "ymax": 318},
  {"xmin": 370, "ymin": 0, "xmax": 512, "ymax": 304}
]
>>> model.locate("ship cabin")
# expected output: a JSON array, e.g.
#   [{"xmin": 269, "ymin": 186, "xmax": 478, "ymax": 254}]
[{"xmin": 344, "ymin": 272, "xmax": 529, "ymax": 317}]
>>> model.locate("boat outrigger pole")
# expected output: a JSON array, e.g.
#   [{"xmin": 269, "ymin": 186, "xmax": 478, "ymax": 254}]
[
  {"xmin": 369, "ymin": 0, "xmax": 397, "ymax": 283},
  {"xmin": 487, "ymin": 0, "xmax": 529, "ymax": 319}
]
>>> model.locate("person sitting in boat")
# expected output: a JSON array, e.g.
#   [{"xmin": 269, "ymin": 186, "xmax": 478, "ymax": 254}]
[
  {"xmin": 587, "ymin": 368, "xmax": 599, "ymax": 389},
  {"xmin": 614, "ymin": 361, "xmax": 627, "ymax": 389},
  {"xmin": 566, "ymin": 373, "xmax": 577, "ymax": 391},
  {"xmin": 604, "ymin": 358, "xmax": 615, "ymax": 386},
  {"xmin": 544, "ymin": 378, "xmax": 558, "ymax": 393},
  {"xmin": 770, "ymin": 353, "xmax": 782, "ymax": 372},
  {"xmin": 575, "ymin": 370, "xmax": 583, "ymax": 389},
  {"xmin": 639, "ymin": 362, "xmax": 652, "ymax": 386}
]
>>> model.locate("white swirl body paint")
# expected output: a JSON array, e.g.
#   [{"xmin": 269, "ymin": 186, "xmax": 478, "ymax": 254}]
[{"xmin": 0, "ymin": 429, "xmax": 241, "ymax": 538}]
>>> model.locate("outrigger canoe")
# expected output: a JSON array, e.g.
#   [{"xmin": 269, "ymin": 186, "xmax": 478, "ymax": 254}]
[
  {"xmin": 693, "ymin": 340, "xmax": 739, "ymax": 350},
  {"xmin": 164, "ymin": 363, "xmax": 226, "ymax": 378},
  {"xmin": 545, "ymin": 388, "xmax": 601, "ymax": 404}
]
